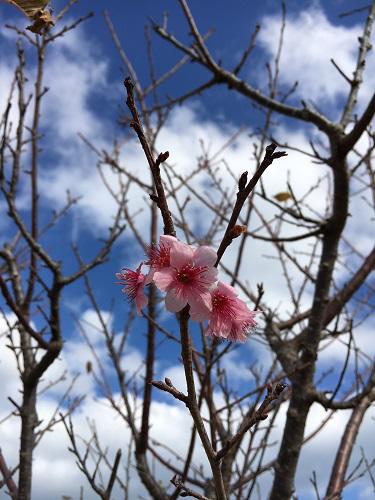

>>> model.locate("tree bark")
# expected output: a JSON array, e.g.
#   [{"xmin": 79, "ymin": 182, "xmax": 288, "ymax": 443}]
[
  {"xmin": 269, "ymin": 149, "xmax": 349, "ymax": 499},
  {"xmin": 18, "ymin": 384, "xmax": 37, "ymax": 500}
]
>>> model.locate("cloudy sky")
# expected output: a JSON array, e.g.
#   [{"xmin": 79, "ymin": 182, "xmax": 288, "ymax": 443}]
[{"xmin": 0, "ymin": 1, "xmax": 374, "ymax": 499}]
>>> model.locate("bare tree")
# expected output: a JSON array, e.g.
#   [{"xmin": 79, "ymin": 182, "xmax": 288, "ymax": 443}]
[
  {"xmin": 0, "ymin": 4, "xmax": 123, "ymax": 500},
  {"xmin": 1, "ymin": 1, "xmax": 375, "ymax": 499}
]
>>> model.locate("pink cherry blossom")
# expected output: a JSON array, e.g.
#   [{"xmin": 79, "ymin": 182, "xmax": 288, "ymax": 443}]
[
  {"xmin": 205, "ymin": 282, "xmax": 257, "ymax": 342},
  {"xmin": 116, "ymin": 264, "xmax": 148, "ymax": 316},
  {"xmin": 153, "ymin": 239, "xmax": 218, "ymax": 315},
  {"xmin": 145, "ymin": 235, "xmax": 177, "ymax": 284}
]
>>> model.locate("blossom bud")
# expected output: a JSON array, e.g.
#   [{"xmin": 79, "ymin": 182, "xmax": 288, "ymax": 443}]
[
  {"xmin": 229, "ymin": 225, "xmax": 247, "ymax": 239},
  {"xmin": 158, "ymin": 151, "xmax": 169, "ymax": 163},
  {"xmin": 238, "ymin": 171, "xmax": 248, "ymax": 191}
]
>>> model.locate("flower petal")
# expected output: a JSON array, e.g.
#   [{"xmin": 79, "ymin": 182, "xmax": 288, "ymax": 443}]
[
  {"xmin": 165, "ymin": 290, "xmax": 187, "ymax": 312},
  {"xmin": 202, "ymin": 267, "xmax": 218, "ymax": 285},
  {"xmin": 189, "ymin": 294, "xmax": 212, "ymax": 321},
  {"xmin": 188, "ymin": 290, "xmax": 212, "ymax": 312},
  {"xmin": 153, "ymin": 268, "xmax": 175, "ymax": 291},
  {"xmin": 135, "ymin": 289, "xmax": 148, "ymax": 316},
  {"xmin": 160, "ymin": 235, "xmax": 177, "ymax": 247},
  {"xmin": 194, "ymin": 245, "xmax": 217, "ymax": 267},
  {"xmin": 170, "ymin": 240, "xmax": 194, "ymax": 267},
  {"xmin": 216, "ymin": 281, "xmax": 238, "ymax": 298},
  {"xmin": 189, "ymin": 307, "xmax": 209, "ymax": 322}
]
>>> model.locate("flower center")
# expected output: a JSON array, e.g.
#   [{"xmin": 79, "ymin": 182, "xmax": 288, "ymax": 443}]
[
  {"xmin": 147, "ymin": 243, "xmax": 171, "ymax": 270},
  {"xmin": 177, "ymin": 266, "xmax": 193, "ymax": 283},
  {"xmin": 176, "ymin": 265, "xmax": 207, "ymax": 285},
  {"xmin": 212, "ymin": 293, "xmax": 227, "ymax": 308}
]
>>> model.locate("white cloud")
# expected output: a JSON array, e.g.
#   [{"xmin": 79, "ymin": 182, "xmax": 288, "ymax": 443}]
[
  {"xmin": 1, "ymin": 4, "xmax": 374, "ymax": 499},
  {"xmin": 319, "ymin": 318, "xmax": 375, "ymax": 365},
  {"xmin": 161, "ymin": 363, "xmax": 187, "ymax": 390},
  {"xmin": 258, "ymin": 5, "xmax": 375, "ymax": 114},
  {"xmin": 43, "ymin": 44, "xmax": 109, "ymax": 141},
  {"xmin": 20, "ymin": 25, "xmax": 364, "ymax": 323},
  {"xmin": 1, "ymin": 307, "xmax": 375, "ymax": 499},
  {"xmin": 218, "ymin": 347, "xmax": 256, "ymax": 382},
  {"xmin": 297, "ymin": 403, "xmax": 375, "ymax": 498}
]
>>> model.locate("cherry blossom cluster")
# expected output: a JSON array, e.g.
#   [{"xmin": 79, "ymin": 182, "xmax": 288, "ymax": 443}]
[{"xmin": 116, "ymin": 235, "xmax": 257, "ymax": 342}]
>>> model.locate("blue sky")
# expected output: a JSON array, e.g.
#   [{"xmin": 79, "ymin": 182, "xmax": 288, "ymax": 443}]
[{"xmin": 0, "ymin": 1, "xmax": 374, "ymax": 499}]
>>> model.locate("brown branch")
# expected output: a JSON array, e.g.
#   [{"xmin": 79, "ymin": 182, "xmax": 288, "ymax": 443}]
[
  {"xmin": 0, "ymin": 271, "xmax": 48, "ymax": 349},
  {"xmin": 233, "ymin": 23, "xmax": 260, "ymax": 75},
  {"xmin": 148, "ymin": 444, "xmax": 206, "ymax": 489},
  {"xmin": 0, "ymin": 447, "xmax": 18, "ymax": 499},
  {"xmin": 339, "ymin": 2, "xmax": 375, "ymax": 128},
  {"xmin": 46, "ymin": 12, "xmax": 94, "ymax": 43},
  {"xmin": 148, "ymin": 77, "xmax": 217, "ymax": 114},
  {"xmin": 281, "ymin": 244, "xmax": 375, "ymax": 339},
  {"xmin": 215, "ymin": 143, "xmax": 287, "ymax": 265},
  {"xmin": 151, "ymin": 378, "xmax": 188, "ymax": 405},
  {"xmin": 104, "ymin": 10, "xmax": 143, "ymax": 101},
  {"xmin": 216, "ymin": 382, "xmax": 287, "ymax": 460},
  {"xmin": 55, "ymin": 0, "xmax": 78, "ymax": 21},
  {"xmin": 340, "ymin": 91, "xmax": 375, "ymax": 154},
  {"xmin": 143, "ymin": 27, "xmax": 215, "ymax": 97},
  {"xmin": 124, "ymin": 77, "xmax": 175, "ymax": 237},
  {"xmin": 314, "ymin": 364, "xmax": 375, "ymax": 411},
  {"xmin": 325, "ymin": 383, "xmax": 375, "ymax": 498},
  {"xmin": 23, "ymin": 40, "xmax": 45, "ymax": 311},
  {"xmin": 104, "ymin": 449, "xmax": 122, "ymax": 499},
  {"xmin": 138, "ymin": 200, "xmax": 158, "ymax": 455},
  {"xmin": 327, "ymin": 323, "xmax": 353, "ymax": 405},
  {"xmin": 250, "ymin": 228, "xmax": 321, "ymax": 243},
  {"xmin": 178, "ymin": 0, "xmax": 213, "ymax": 65},
  {"xmin": 339, "ymin": 5, "xmax": 372, "ymax": 18},
  {"xmin": 171, "ymin": 474, "xmax": 209, "ymax": 500},
  {"xmin": 270, "ymin": 142, "xmax": 350, "ymax": 499},
  {"xmin": 154, "ymin": 12, "xmax": 336, "ymax": 134},
  {"xmin": 179, "ymin": 307, "xmax": 227, "ymax": 498},
  {"xmin": 330, "ymin": 58, "xmax": 351, "ymax": 85}
]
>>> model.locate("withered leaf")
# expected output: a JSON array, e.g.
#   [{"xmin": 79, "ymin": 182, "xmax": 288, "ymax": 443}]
[
  {"xmin": 27, "ymin": 9, "xmax": 54, "ymax": 33},
  {"xmin": 7, "ymin": 1, "xmax": 54, "ymax": 34},
  {"xmin": 273, "ymin": 191, "xmax": 292, "ymax": 202}
]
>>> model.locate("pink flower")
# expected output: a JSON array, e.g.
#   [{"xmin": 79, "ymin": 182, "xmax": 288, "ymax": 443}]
[
  {"xmin": 116, "ymin": 264, "xmax": 148, "ymax": 316},
  {"xmin": 153, "ymin": 239, "xmax": 218, "ymax": 315},
  {"xmin": 145, "ymin": 235, "xmax": 177, "ymax": 284},
  {"xmin": 204, "ymin": 282, "xmax": 257, "ymax": 342}
]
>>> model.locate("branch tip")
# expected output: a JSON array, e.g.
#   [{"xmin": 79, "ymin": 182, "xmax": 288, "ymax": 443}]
[
  {"xmin": 158, "ymin": 151, "xmax": 170, "ymax": 163},
  {"xmin": 238, "ymin": 170, "xmax": 248, "ymax": 191}
]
